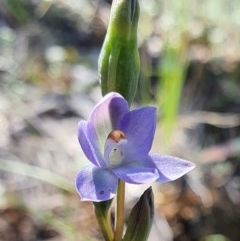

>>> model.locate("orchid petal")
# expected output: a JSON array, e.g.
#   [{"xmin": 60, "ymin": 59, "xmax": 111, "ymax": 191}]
[
  {"xmin": 118, "ymin": 107, "xmax": 157, "ymax": 159},
  {"xmin": 75, "ymin": 165, "xmax": 118, "ymax": 202},
  {"xmin": 112, "ymin": 156, "xmax": 159, "ymax": 184},
  {"xmin": 89, "ymin": 92, "xmax": 129, "ymax": 152},
  {"xmin": 78, "ymin": 121, "xmax": 105, "ymax": 167},
  {"xmin": 150, "ymin": 154, "xmax": 196, "ymax": 182}
]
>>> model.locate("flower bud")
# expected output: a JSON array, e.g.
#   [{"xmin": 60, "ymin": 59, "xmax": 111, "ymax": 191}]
[
  {"xmin": 122, "ymin": 187, "xmax": 154, "ymax": 241},
  {"xmin": 98, "ymin": 0, "xmax": 140, "ymax": 105}
]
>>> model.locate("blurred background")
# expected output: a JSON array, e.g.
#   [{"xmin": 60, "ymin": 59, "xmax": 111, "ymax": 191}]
[{"xmin": 0, "ymin": 0, "xmax": 240, "ymax": 240}]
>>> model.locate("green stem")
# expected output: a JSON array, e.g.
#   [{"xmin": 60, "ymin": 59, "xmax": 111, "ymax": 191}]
[
  {"xmin": 94, "ymin": 207, "xmax": 114, "ymax": 241},
  {"xmin": 113, "ymin": 180, "xmax": 125, "ymax": 241}
]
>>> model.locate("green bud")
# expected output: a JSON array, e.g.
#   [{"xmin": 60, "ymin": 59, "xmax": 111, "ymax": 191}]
[
  {"xmin": 98, "ymin": 0, "xmax": 140, "ymax": 105},
  {"xmin": 122, "ymin": 187, "xmax": 154, "ymax": 241}
]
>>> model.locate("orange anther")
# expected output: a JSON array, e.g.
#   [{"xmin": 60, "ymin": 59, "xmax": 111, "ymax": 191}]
[{"xmin": 107, "ymin": 130, "xmax": 126, "ymax": 143}]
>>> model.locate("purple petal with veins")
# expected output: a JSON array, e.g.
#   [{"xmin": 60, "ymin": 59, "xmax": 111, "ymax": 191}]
[{"xmin": 150, "ymin": 154, "xmax": 196, "ymax": 182}]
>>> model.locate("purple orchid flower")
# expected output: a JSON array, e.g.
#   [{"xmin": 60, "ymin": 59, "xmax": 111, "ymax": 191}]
[{"xmin": 75, "ymin": 92, "xmax": 195, "ymax": 202}]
